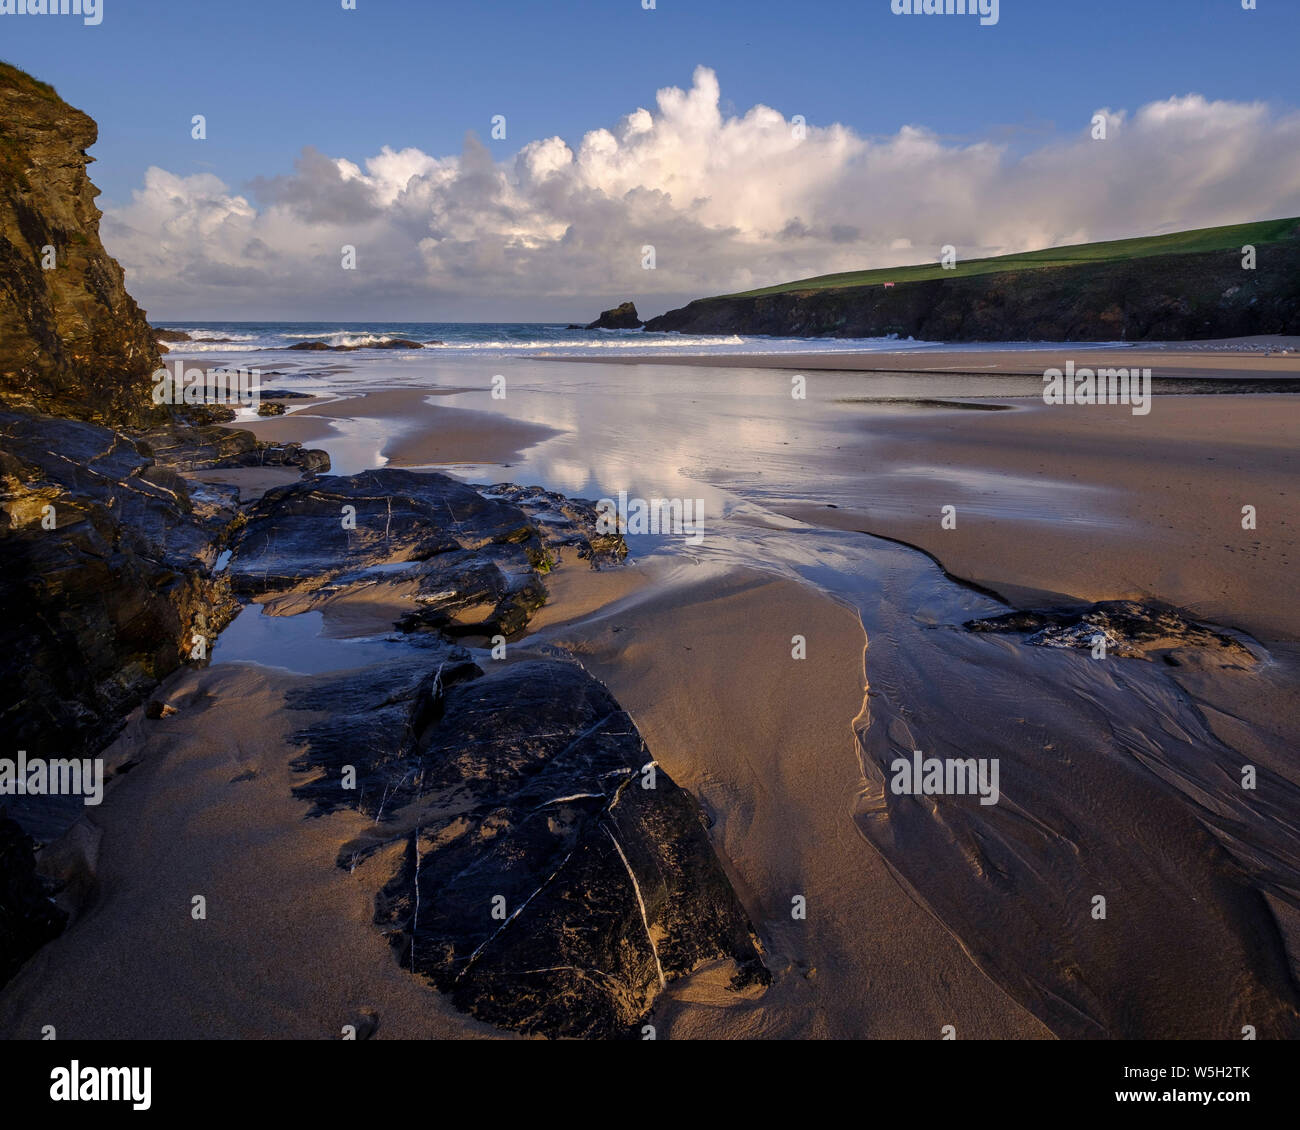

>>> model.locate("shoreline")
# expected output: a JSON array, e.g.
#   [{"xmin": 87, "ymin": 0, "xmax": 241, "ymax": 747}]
[{"xmin": 538, "ymin": 336, "xmax": 1300, "ymax": 379}]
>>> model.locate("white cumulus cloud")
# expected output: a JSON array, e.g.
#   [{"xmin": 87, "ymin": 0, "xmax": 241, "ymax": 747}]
[{"xmin": 100, "ymin": 67, "xmax": 1300, "ymax": 321}]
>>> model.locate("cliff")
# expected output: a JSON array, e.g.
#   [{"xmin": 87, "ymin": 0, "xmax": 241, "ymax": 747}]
[
  {"xmin": 0, "ymin": 62, "xmax": 162, "ymax": 425},
  {"xmin": 644, "ymin": 221, "xmax": 1300, "ymax": 341}
]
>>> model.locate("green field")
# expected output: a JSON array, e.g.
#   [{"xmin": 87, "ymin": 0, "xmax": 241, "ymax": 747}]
[{"xmin": 724, "ymin": 217, "xmax": 1300, "ymax": 299}]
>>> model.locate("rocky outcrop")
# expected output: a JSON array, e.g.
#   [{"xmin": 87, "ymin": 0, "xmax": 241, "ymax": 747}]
[
  {"xmin": 965, "ymin": 600, "xmax": 1255, "ymax": 661},
  {"xmin": 585, "ymin": 301, "xmax": 643, "ymax": 330},
  {"xmin": 133, "ymin": 422, "xmax": 330, "ymax": 474},
  {"xmin": 289, "ymin": 650, "xmax": 768, "ymax": 1038},
  {"xmin": 0, "ymin": 63, "xmax": 162, "ymax": 426},
  {"xmin": 224, "ymin": 466, "xmax": 764, "ymax": 1037},
  {"xmin": 0, "ymin": 411, "xmax": 245, "ymax": 762},
  {"xmin": 286, "ymin": 338, "xmax": 426, "ymax": 351},
  {"xmin": 645, "ymin": 228, "xmax": 1300, "ymax": 341},
  {"xmin": 225, "ymin": 471, "xmax": 622, "ymax": 639}
]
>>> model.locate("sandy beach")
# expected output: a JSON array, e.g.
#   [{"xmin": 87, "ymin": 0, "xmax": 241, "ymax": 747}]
[{"xmin": 5, "ymin": 339, "xmax": 1298, "ymax": 1043}]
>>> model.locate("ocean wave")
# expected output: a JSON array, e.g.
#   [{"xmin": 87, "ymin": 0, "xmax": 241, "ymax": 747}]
[
  {"xmin": 282, "ymin": 331, "xmax": 412, "ymax": 347},
  {"xmin": 425, "ymin": 335, "xmax": 749, "ymax": 351},
  {"xmin": 163, "ymin": 342, "xmax": 266, "ymax": 353},
  {"xmin": 169, "ymin": 329, "xmax": 259, "ymax": 342}
]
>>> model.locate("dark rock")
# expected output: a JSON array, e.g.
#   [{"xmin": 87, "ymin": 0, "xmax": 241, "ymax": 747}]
[
  {"xmin": 480, "ymin": 482, "xmax": 628, "ymax": 567},
  {"xmin": 287, "ymin": 338, "xmax": 426, "ymax": 352},
  {"xmin": 965, "ymin": 599, "xmax": 1254, "ymax": 660},
  {"xmin": 0, "ymin": 410, "xmax": 242, "ymax": 763},
  {"xmin": 153, "ymin": 329, "xmax": 191, "ymax": 343},
  {"xmin": 256, "ymin": 402, "xmax": 286, "ymax": 417},
  {"xmin": 423, "ymin": 340, "xmax": 444, "ymax": 346},
  {"xmin": 0, "ymin": 813, "xmax": 67, "ymax": 989},
  {"xmin": 256, "ymin": 389, "xmax": 313, "ymax": 400},
  {"xmin": 227, "ymin": 470, "xmax": 559, "ymax": 639},
  {"xmin": 0, "ymin": 63, "xmax": 164, "ymax": 426},
  {"xmin": 132, "ymin": 423, "xmax": 329, "ymax": 475},
  {"xmin": 289, "ymin": 655, "xmax": 768, "ymax": 1038},
  {"xmin": 585, "ymin": 301, "xmax": 643, "ymax": 330}
]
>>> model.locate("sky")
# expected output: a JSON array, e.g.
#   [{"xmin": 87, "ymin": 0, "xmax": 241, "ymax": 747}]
[{"xmin": 4, "ymin": 0, "xmax": 1300, "ymax": 321}]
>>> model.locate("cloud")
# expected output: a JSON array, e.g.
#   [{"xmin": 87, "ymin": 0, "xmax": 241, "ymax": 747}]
[{"xmin": 100, "ymin": 67, "xmax": 1300, "ymax": 320}]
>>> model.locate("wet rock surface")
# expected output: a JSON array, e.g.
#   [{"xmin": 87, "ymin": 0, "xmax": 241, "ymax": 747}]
[
  {"xmin": 288, "ymin": 653, "xmax": 768, "ymax": 1038},
  {"xmin": 0, "ymin": 410, "xmax": 242, "ymax": 763},
  {"xmin": 480, "ymin": 482, "xmax": 628, "ymax": 567},
  {"xmin": 965, "ymin": 599, "xmax": 1255, "ymax": 660},
  {"xmin": 134, "ymin": 423, "xmax": 329, "ymax": 474},
  {"xmin": 227, "ymin": 470, "xmax": 544, "ymax": 621}
]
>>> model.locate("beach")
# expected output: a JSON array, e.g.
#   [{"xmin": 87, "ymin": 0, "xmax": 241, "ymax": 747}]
[{"xmin": 4, "ymin": 334, "xmax": 1298, "ymax": 1040}]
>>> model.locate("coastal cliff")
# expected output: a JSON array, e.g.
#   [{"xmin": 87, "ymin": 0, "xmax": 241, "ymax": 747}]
[
  {"xmin": 0, "ymin": 62, "xmax": 161, "ymax": 425},
  {"xmin": 644, "ymin": 222, "xmax": 1300, "ymax": 341}
]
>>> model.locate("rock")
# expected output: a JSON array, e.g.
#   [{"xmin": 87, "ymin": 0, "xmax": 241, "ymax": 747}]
[
  {"xmin": 0, "ymin": 410, "xmax": 242, "ymax": 763},
  {"xmin": 965, "ymin": 599, "xmax": 1255, "ymax": 660},
  {"xmin": 256, "ymin": 402, "xmax": 286, "ymax": 417},
  {"xmin": 289, "ymin": 654, "xmax": 769, "ymax": 1038},
  {"xmin": 132, "ymin": 423, "xmax": 329, "ymax": 475},
  {"xmin": 479, "ymin": 482, "xmax": 628, "ymax": 567},
  {"xmin": 0, "ymin": 64, "xmax": 164, "ymax": 426},
  {"xmin": 287, "ymin": 338, "xmax": 425, "ymax": 352},
  {"xmin": 227, "ymin": 470, "xmax": 559, "ymax": 638},
  {"xmin": 423, "ymin": 339, "xmax": 444, "ymax": 346},
  {"xmin": 153, "ymin": 329, "xmax": 191, "ymax": 343},
  {"xmin": 0, "ymin": 813, "xmax": 67, "ymax": 990},
  {"xmin": 585, "ymin": 301, "xmax": 644, "ymax": 330}
]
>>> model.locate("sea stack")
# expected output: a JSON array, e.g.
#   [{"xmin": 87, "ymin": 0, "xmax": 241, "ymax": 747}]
[{"xmin": 585, "ymin": 301, "xmax": 644, "ymax": 330}]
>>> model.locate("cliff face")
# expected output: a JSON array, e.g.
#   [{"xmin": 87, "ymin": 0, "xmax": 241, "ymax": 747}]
[
  {"xmin": 645, "ymin": 230, "xmax": 1300, "ymax": 341},
  {"xmin": 0, "ymin": 63, "xmax": 161, "ymax": 425}
]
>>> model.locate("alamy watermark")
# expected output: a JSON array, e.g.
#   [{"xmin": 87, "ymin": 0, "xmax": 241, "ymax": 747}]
[
  {"xmin": 0, "ymin": 752, "xmax": 104, "ymax": 806},
  {"xmin": 595, "ymin": 490, "xmax": 706, "ymax": 546},
  {"xmin": 0, "ymin": 0, "xmax": 102, "ymax": 25},
  {"xmin": 891, "ymin": 0, "xmax": 998, "ymax": 27},
  {"xmin": 890, "ymin": 750, "xmax": 1000, "ymax": 806},
  {"xmin": 1043, "ymin": 362, "xmax": 1152, "ymax": 416}
]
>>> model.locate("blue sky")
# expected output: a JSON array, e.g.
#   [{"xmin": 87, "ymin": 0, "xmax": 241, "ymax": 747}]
[
  {"xmin": 4, "ymin": 0, "xmax": 1299, "ymax": 320},
  {"xmin": 5, "ymin": 0, "xmax": 1296, "ymax": 206}
]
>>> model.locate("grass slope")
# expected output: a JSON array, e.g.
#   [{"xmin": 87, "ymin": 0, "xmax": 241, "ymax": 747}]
[{"xmin": 725, "ymin": 217, "xmax": 1300, "ymax": 298}]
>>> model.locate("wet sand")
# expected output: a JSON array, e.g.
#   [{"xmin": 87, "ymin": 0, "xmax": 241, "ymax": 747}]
[
  {"xmin": 530, "ymin": 564, "xmax": 1050, "ymax": 1038},
  {"xmin": 782, "ymin": 394, "xmax": 1300, "ymax": 642},
  {"xmin": 244, "ymin": 387, "xmax": 561, "ymax": 467},
  {"xmin": 6, "ymin": 341, "xmax": 1297, "ymax": 1041}
]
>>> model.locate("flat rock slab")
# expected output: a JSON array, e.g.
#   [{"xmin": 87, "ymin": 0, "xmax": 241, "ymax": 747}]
[{"xmin": 288, "ymin": 654, "xmax": 768, "ymax": 1038}]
